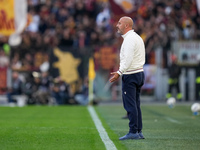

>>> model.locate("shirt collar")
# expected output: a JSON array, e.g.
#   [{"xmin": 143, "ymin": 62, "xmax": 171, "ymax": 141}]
[{"xmin": 122, "ymin": 29, "xmax": 134, "ymax": 39}]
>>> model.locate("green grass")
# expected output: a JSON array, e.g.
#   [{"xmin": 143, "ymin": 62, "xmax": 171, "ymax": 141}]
[
  {"xmin": 0, "ymin": 106, "xmax": 106, "ymax": 150},
  {"xmin": 0, "ymin": 104, "xmax": 200, "ymax": 150},
  {"xmin": 96, "ymin": 104, "xmax": 200, "ymax": 150}
]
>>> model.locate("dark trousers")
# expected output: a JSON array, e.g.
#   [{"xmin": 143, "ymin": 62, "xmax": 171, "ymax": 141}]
[
  {"xmin": 122, "ymin": 72, "xmax": 144, "ymax": 133},
  {"xmin": 168, "ymin": 78, "xmax": 180, "ymax": 95}
]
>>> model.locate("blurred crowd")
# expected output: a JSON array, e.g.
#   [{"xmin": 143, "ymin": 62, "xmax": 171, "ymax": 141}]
[
  {"xmin": 6, "ymin": 71, "xmax": 89, "ymax": 105},
  {"xmin": 135, "ymin": 0, "xmax": 200, "ymax": 64},
  {"xmin": 0, "ymin": 0, "xmax": 200, "ymax": 104}
]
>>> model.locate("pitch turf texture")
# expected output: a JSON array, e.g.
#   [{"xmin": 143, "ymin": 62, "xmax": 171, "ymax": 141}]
[{"xmin": 0, "ymin": 104, "xmax": 200, "ymax": 150}]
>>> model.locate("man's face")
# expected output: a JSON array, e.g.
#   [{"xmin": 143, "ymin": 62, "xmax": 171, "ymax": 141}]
[{"xmin": 116, "ymin": 18, "xmax": 125, "ymax": 35}]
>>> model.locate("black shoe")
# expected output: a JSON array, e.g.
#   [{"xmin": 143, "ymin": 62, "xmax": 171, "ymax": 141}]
[
  {"xmin": 138, "ymin": 131, "xmax": 145, "ymax": 139},
  {"xmin": 119, "ymin": 132, "xmax": 140, "ymax": 140}
]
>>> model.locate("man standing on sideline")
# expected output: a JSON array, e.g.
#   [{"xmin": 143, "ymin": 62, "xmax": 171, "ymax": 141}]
[{"xmin": 109, "ymin": 16, "xmax": 145, "ymax": 140}]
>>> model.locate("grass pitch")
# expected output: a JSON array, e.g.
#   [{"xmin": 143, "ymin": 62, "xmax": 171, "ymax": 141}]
[
  {"xmin": 0, "ymin": 103, "xmax": 200, "ymax": 150},
  {"xmin": 97, "ymin": 103, "xmax": 200, "ymax": 150},
  {"xmin": 0, "ymin": 106, "xmax": 108, "ymax": 150}
]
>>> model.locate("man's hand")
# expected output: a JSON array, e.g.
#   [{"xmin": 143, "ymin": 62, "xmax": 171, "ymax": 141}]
[{"xmin": 109, "ymin": 72, "xmax": 120, "ymax": 82}]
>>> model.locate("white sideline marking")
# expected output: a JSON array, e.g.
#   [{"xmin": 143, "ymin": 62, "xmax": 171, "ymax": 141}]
[
  {"xmin": 165, "ymin": 117, "xmax": 182, "ymax": 124},
  {"xmin": 87, "ymin": 106, "xmax": 117, "ymax": 150}
]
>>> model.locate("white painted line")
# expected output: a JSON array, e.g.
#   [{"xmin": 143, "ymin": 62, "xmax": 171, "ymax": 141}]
[
  {"xmin": 87, "ymin": 106, "xmax": 117, "ymax": 150},
  {"xmin": 165, "ymin": 117, "xmax": 182, "ymax": 124}
]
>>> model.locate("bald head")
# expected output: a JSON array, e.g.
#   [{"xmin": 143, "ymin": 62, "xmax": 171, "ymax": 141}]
[
  {"xmin": 121, "ymin": 16, "xmax": 133, "ymax": 28},
  {"xmin": 116, "ymin": 16, "xmax": 133, "ymax": 35}
]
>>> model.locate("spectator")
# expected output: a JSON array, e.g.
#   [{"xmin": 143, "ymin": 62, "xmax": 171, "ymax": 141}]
[
  {"xmin": 51, "ymin": 76, "xmax": 71, "ymax": 105},
  {"xmin": 23, "ymin": 72, "xmax": 41, "ymax": 104},
  {"xmin": 26, "ymin": 8, "xmax": 40, "ymax": 32},
  {"xmin": 96, "ymin": 3, "xmax": 111, "ymax": 30},
  {"xmin": 59, "ymin": 28, "xmax": 74, "ymax": 47},
  {"xmin": 7, "ymin": 72, "xmax": 23, "ymax": 103},
  {"xmin": 11, "ymin": 53, "xmax": 22, "ymax": 71},
  {"xmin": 32, "ymin": 72, "xmax": 51, "ymax": 104},
  {"xmin": 0, "ymin": 48, "xmax": 9, "ymax": 68},
  {"xmin": 21, "ymin": 53, "xmax": 34, "ymax": 71},
  {"xmin": 74, "ymin": 77, "xmax": 89, "ymax": 105}
]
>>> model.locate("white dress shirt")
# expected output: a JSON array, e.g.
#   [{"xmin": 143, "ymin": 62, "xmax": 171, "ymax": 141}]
[{"xmin": 117, "ymin": 30, "xmax": 145, "ymax": 76}]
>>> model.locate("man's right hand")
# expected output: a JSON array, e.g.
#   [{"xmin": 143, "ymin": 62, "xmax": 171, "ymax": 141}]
[{"xmin": 109, "ymin": 72, "xmax": 120, "ymax": 83}]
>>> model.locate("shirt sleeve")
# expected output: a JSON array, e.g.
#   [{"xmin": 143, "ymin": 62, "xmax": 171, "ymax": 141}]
[{"xmin": 118, "ymin": 37, "xmax": 135, "ymax": 75}]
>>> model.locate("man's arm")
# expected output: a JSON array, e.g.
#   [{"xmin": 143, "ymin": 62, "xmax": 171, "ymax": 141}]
[{"xmin": 118, "ymin": 37, "xmax": 135, "ymax": 75}]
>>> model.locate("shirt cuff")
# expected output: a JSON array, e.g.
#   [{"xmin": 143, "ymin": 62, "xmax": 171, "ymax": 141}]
[{"xmin": 117, "ymin": 70, "xmax": 123, "ymax": 76}]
